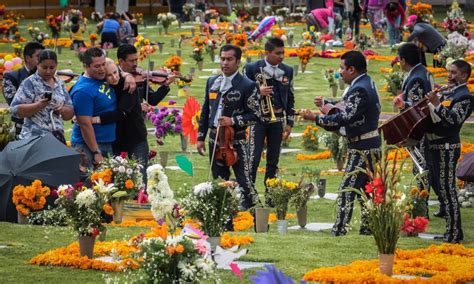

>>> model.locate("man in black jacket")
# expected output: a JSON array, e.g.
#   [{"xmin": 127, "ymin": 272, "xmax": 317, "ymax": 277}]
[
  {"xmin": 244, "ymin": 38, "xmax": 295, "ymax": 206},
  {"xmin": 2, "ymin": 42, "xmax": 44, "ymax": 138},
  {"xmin": 426, "ymin": 59, "xmax": 472, "ymax": 243},
  {"xmin": 197, "ymin": 45, "xmax": 261, "ymax": 209},
  {"xmin": 93, "ymin": 44, "xmax": 175, "ymax": 184}
]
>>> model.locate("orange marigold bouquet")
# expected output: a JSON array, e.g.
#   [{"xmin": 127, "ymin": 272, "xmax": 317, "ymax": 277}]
[
  {"xmin": 407, "ymin": 0, "xmax": 433, "ymax": 23},
  {"xmin": 88, "ymin": 33, "xmax": 98, "ymax": 41},
  {"xmin": 301, "ymin": 124, "xmax": 320, "ymax": 151},
  {"xmin": 164, "ymin": 55, "xmax": 183, "ymax": 72},
  {"xmin": 231, "ymin": 32, "xmax": 248, "ymax": 49},
  {"xmin": 296, "ymin": 41, "xmax": 315, "ymax": 72},
  {"xmin": 12, "ymin": 180, "xmax": 50, "ymax": 216},
  {"xmin": 46, "ymin": 14, "xmax": 63, "ymax": 38},
  {"xmin": 93, "ymin": 153, "xmax": 144, "ymax": 202}
]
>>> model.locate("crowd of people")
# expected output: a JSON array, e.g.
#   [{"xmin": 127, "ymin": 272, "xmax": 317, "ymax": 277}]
[{"xmin": 2, "ymin": 4, "xmax": 472, "ymax": 244}]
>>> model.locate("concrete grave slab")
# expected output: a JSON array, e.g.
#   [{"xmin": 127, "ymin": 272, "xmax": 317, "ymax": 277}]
[{"xmin": 289, "ymin": 222, "xmax": 333, "ymax": 231}]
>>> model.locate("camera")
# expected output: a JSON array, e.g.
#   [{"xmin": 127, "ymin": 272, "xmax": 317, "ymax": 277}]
[{"xmin": 43, "ymin": 91, "xmax": 52, "ymax": 101}]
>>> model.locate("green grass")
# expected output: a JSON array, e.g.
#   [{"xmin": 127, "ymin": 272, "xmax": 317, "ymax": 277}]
[{"xmin": 1, "ymin": 12, "xmax": 474, "ymax": 283}]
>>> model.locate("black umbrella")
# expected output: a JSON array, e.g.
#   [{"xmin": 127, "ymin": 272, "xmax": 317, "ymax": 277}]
[{"xmin": 0, "ymin": 133, "xmax": 81, "ymax": 222}]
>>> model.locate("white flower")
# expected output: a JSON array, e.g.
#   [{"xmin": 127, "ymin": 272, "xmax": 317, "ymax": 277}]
[
  {"xmin": 178, "ymin": 261, "xmax": 196, "ymax": 279},
  {"xmin": 126, "ymin": 168, "xmax": 133, "ymax": 175},
  {"xmin": 94, "ymin": 179, "xmax": 115, "ymax": 194},
  {"xmin": 165, "ymin": 235, "xmax": 183, "ymax": 246},
  {"xmin": 195, "ymin": 258, "xmax": 215, "ymax": 274},
  {"xmin": 57, "ymin": 184, "xmax": 72, "ymax": 196},
  {"xmin": 118, "ymin": 166, "xmax": 126, "ymax": 173},
  {"xmin": 193, "ymin": 182, "xmax": 213, "ymax": 197},
  {"xmin": 75, "ymin": 189, "xmax": 97, "ymax": 208}
]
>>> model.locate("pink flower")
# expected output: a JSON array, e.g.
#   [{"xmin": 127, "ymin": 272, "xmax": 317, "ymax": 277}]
[
  {"xmin": 120, "ymin": 152, "xmax": 128, "ymax": 159},
  {"xmin": 413, "ymin": 216, "xmax": 429, "ymax": 233},
  {"xmin": 194, "ymin": 240, "xmax": 210, "ymax": 255}
]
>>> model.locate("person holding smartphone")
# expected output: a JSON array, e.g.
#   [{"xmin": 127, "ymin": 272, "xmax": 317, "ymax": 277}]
[{"xmin": 10, "ymin": 49, "xmax": 74, "ymax": 141}]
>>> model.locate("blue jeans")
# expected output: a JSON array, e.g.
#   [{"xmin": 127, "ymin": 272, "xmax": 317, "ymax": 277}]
[
  {"xmin": 387, "ymin": 16, "xmax": 401, "ymax": 46},
  {"xmin": 72, "ymin": 142, "xmax": 113, "ymax": 169},
  {"xmin": 333, "ymin": 6, "xmax": 344, "ymax": 39},
  {"xmin": 114, "ymin": 141, "xmax": 149, "ymax": 186}
]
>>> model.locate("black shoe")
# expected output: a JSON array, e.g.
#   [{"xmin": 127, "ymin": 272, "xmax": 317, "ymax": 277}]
[
  {"xmin": 359, "ymin": 228, "xmax": 372, "ymax": 236},
  {"xmin": 433, "ymin": 210, "xmax": 447, "ymax": 218},
  {"xmin": 331, "ymin": 230, "xmax": 346, "ymax": 237}
]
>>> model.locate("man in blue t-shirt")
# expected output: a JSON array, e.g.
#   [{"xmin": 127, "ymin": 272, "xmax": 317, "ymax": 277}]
[{"xmin": 71, "ymin": 47, "xmax": 117, "ymax": 168}]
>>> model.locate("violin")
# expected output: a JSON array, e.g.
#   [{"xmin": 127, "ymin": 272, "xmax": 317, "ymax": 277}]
[
  {"xmin": 133, "ymin": 68, "xmax": 192, "ymax": 85},
  {"xmin": 56, "ymin": 69, "xmax": 80, "ymax": 83},
  {"xmin": 215, "ymin": 126, "xmax": 238, "ymax": 167}
]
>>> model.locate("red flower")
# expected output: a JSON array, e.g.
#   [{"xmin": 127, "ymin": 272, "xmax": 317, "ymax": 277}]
[
  {"xmin": 120, "ymin": 152, "xmax": 128, "ymax": 159},
  {"xmin": 74, "ymin": 182, "xmax": 83, "ymax": 189},
  {"xmin": 182, "ymin": 96, "xmax": 201, "ymax": 145},
  {"xmin": 50, "ymin": 189, "xmax": 58, "ymax": 198},
  {"xmin": 148, "ymin": 150, "xmax": 157, "ymax": 160},
  {"xmin": 90, "ymin": 227, "xmax": 100, "ymax": 237},
  {"xmin": 365, "ymin": 178, "xmax": 384, "ymax": 204},
  {"xmin": 413, "ymin": 216, "xmax": 429, "ymax": 233}
]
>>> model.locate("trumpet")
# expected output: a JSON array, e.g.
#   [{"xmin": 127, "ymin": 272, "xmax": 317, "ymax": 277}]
[{"xmin": 256, "ymin": 67, "xmax": 277, "ymax": 123}]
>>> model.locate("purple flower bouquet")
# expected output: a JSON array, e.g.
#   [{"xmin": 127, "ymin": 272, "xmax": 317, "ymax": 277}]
[{"xmin": 146, "ymin": 100, "xmax": 182, "ymax": 145}]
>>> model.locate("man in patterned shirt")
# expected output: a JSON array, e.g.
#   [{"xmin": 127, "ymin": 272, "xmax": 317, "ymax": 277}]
[{"xmin": 2, "ymin": 42, "xmax": 45, "ymax": 138}]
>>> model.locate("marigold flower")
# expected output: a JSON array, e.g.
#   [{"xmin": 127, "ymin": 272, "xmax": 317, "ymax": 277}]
[
  {"xmin": 419, "ymin": 189, "xmax": 429, "ymax": 198},
  {"xmin": 103, "ymin": 203, "xmax": 114, "ymax": 215},
  {"xmin": 125, "ymin": 179, "xmax": 134, "ymax": 189},
  {"xmin": 175, "ymin": 244, "xmax": 184, "ymax": 253}
]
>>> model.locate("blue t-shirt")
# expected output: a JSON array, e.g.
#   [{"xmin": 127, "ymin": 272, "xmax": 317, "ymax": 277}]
[
  {"xmin": 102, "ymin": 19, "xmax": 120, "ymax": 33},
  {"xmin": 71, "ymin": 76, "xmax": 117, "ymax": 144}
]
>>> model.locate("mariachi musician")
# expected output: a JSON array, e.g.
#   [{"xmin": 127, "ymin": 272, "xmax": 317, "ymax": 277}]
[
  {"xmin": 425, "ymin": 59, "xmax": 472, "ymax": 244},
  {"xmin": 303, "ymin": 50, "xmax": 381, "ymax": 236},
  {"xmin": 244, "ymin": 37, "xmax": 295, "ymax": 207},
  {"xmin": 393, "ymin": 43, "xmax": 436, "ymax": 214},
  {"xmin": 197, "ymin": 45, "xmax": 261, "ymax": 210}
]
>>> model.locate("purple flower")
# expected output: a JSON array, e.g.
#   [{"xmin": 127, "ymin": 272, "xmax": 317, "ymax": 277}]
[
  {"xmin": 157, "ymin": 218, "xmax": 165, "ymax": 225},
  {"xmin": 169, "ymin": 100, "xmax": 177, "ymax": 105},
  {"xmin": 250, "ymin": 265, "xmax": 304, "ymax": 284}
]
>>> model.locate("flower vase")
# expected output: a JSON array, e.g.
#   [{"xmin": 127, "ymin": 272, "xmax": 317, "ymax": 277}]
[
  {"xmin": 318, "ymin": 178, "xmax": 326, "ymax": 198},
  {"xmin": 293, "ymin": 64, "xmax": 299, "ymax": 76},
  {"xmin": 277, "ymin": 220, "xmax": 288, "ymax": 234},
  {"xmin": 288, "ymin": 37, "xmax": 293, "ymax": 47},
  {"xmin": 159, "ymin": 151, "xmax": 169, "ymax": 167},
  {"xmin": 297, "ymin": 206, "xmax": 308, "ymax": 229},
  {"xmin": 111, "ymin": 199, "xmax": 125, "ymax": 224},
  {"xmin": 301, "ymin": 63, "xmax": 307, "ymax": 73},
  {"xmin": 331, "ymin": 84, "xmax": 338, "ymax": 97},
  {"xmin": 98, "ymin": 227, "xmax": 107, "ymax": 242},
  {"xmin": 78, "ymin": 235, "xmax": 96, "ymax": 259},
  {"xmin": 158, "ymin": 42, "xmax": 163, "ymax": 53},
  {"xmin": 164, "ymin": 27, "xmax": 169, "ymax": 34},
  {"xmin": 208, "ymin": 236, "xmax": 221, "ymax": 252},
  {"xmin": 339, "ymin": 78, "xmax": 345, "ymax": 90},
  {"xmin": 379, "ymin": 253, "xmax": 395, "ymax": 276},
  {"xmin": 254, "ymin": 208, "xmax": 270, "ymax": 233},
  {"xmin": 17, "ymin": 212, "xmax": 28, "ymax": 224},
  {"xmin": 209, "ymin": 50, "xmax": 215, "ymax": 62},
  {"xmin": 180, "ymin": 133, "xmax": 188, "ymax": 151},
  {"xmin": 90, "ymin": 39, "xmax": 96, "ymax": 47},
  {"xmin": 197, "ymin": 61, "xmax": 203, "ymax": 71},
  {"xmin": 336, "ymin": 159, "xmax": 345, "ymax": 171}
]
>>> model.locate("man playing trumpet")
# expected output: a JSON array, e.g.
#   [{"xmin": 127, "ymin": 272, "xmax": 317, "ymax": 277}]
[
  {"xmin": 244, "ymin": 37, "xmax": 295, "ymax": 206},
  {"xmin": 302, "ymin": 50, "xmax": 381, "ymax": 236},
  {"xmin": 425, "ymin": 59, "xmax": 472, "ymax": 244}
]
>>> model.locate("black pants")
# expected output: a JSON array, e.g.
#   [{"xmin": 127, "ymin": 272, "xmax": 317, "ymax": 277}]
[
  {"xmin": 101, "ymin": 32, "xmax": 118, "ymax": 48},
  {"xmin": 333, "ymin": 148, "xmax": 379, "ymax": 236},
  {"xmin": 348, "ymin": 11, "xmax": 360, "ymax": 38},
  {"xmin": 429, "ymin": 143, "xmax": 463, "ymax": 243},
  {"xmin": 248, "ymin": 120, "xmax": 284, "ymax": 204},
  {"xmin": 209, "ymin": 133, "xmax": 257, "ymax": 208}
]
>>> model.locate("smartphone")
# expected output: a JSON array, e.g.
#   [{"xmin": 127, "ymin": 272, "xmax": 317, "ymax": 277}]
[{"xmin": 43, "ymin": 91, "xmax": 52, "ymax": 101}]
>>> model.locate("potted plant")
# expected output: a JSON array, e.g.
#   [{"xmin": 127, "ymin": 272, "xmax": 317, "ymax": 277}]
[
  {"xmin": 320, "ymin": 132, "xmax": 348, "ymax": 171},
  {"xmin": 291, "ymin": 168, "xmax": 320, "ymax": 228},
  {"xmin": 12, "ymin": 180, "xmax": 50, "ymax": 224},
  {"xmin": 350, "ymin": 144, "xmax": 409, "ymax": 276},
  {"xmin": 55, "ymin": 182, "xmax": 110, "ymax": 258},
  {"xmin": 92, "ymin": 153, "xmax": 144, "ymax": 224},
  {"xmin": 182, "ymin": 181, "xmax": 240, "ymax": 250},
  {"xmin": 266, "ymin": 177, "xmax": 299, "ymax": 234}
]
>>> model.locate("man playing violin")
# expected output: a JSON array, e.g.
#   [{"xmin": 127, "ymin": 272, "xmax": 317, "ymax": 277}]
[
  {"xmin": 90, "ymin": 44, "xmax": 175, "ymax": 185},
  {"xmin": 3, "ymin": 42, "xmax": 45, "ymax": 139},
  {"xmin": 425, "ymin": 59, "xmax": 472, "ymax": 244},
  {"xmin": 302, "ymin": 50, "xmax": 381, "ymax": 236},
  {"xmin": 244, "ymin": 37, "xmax": 295, "ymax": 207},
  {"xmin": 393, "ymin": 42, "xmax": 436, "ymax": 216},
  {"xmin": 197, "ymin": 44, "xmax": 261, "ymax": 210}
]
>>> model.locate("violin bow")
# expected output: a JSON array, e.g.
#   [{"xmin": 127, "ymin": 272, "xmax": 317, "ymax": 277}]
[{"xmin": 208, "ymin": 121, "xmax": 221, "ymax": 180}]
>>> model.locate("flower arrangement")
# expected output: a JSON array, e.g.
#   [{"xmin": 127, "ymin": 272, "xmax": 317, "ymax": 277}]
[
  {"xmin": 407, "ymin": 187, "xmax": 428, "ymax": 218},
  {"xmin": 146, "ymin": 164, "xmax": 177, "ymax": 225},
  {"xmin": 146, "ymin": 100, "xmax": 183, "ymax": 145},
  {"xmin": 232, "ymin": 211, "xmax": 254, "ymax": 231},
  {"xmin": 290, "ymin": 167, "xmax": 319, "ymax": 210},
  {"xmin": 93, "ymin": 153, "xmax": 144, "ymax": 200},
  {"xmin": 156, "ymin": 12, "xmax": 176, "ymax": 33},
  {"xmin": 28, "ymin": 26, "xmax": 49, "ymax": 43},
  {"xmin": 353, "ymin": 144, "xmax": 408, "ymax": 255},
  {"xmin": 134, "ymin": 34, "xmax": 158, "ymax": 61},
  {"xmin": 356, "ymin": 33, "xmax": 373, "ymax": 52},
  {"xmin": 231, "ymin": 32, "xmax": 248, "ymax": 49},
  {"xmin": 191, "ymin": 47, "xmax": 204, "ymax": 63},
  {"xmin": 132, "ymin": 13, "xmax": 144, "ymax": 25},
  {"xmin": 382, "ymin": 57, "xmax": 404, "ymax": 96},
  {"xmin": 323, "ymin": 68, "xmax": 339, "ymax": 88},
  {"xmin": 296, "ymin": 41, "xmax": 315, "ymax": 72},
  {"xmin": 183, "ymin": 3, "xmax": 195, "ymax": 19},
  {"xmin": 205, "ymin": 37, "xmax": 219, "ymax": 61},
  {"xmin": 164, "ymin": 55, "xmax": 183, "ymax": 72},
  {"xmin": 275, "ymin": 7, "xmax": 290, "ymax": 22},
  {"xmin": 320, "ymin": 132, "xmax": 348, "ymax": 162},
  {"xmin": 12, "ymin": 180, "xmax": 50, "ymax": 216},
  {"xmin": 46, "ymin": 14, "xmax": 63, "ymax": 38},
  {"xmin": 265, "ymin": 177, "xmax": 299, "ymax": 220},
  {"xmin": 373, "ymin": 28, "xmax": 385, "ymax": 45},
  {"xmin": 439, "ymin": 32, "xmax": 469, "ymax": 63},
  {"xmin": 301, "ymin": 124, "xmax": 320, "ymax": 151},
  {"xmin": 137, "ymin": 233, "xmax": 218, "ymax": 283},
  {"xmin": 401, "ymin": 214, "xmax": 429, "ymax": 236},
  {"xmin": 443, "ymin": 1, "xmax": 469, "ymax": 37},
  {"xmin": 205, "ymin": 9, "xmax": 219, "ymax": 20},
  {"xmin": 88, "ymin": 33, "xmax": 98, "ymax": 44},
  {"xmin": 182, "ymin": 181, "xmax": 240, "ymax": 237},
  {"xmin": 407, "ymin": 0, "xmax": 433, "ymax": 23},
  {"xmin": 55, "ymin": 182, "xmax": 109, "ymax": 236}
]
